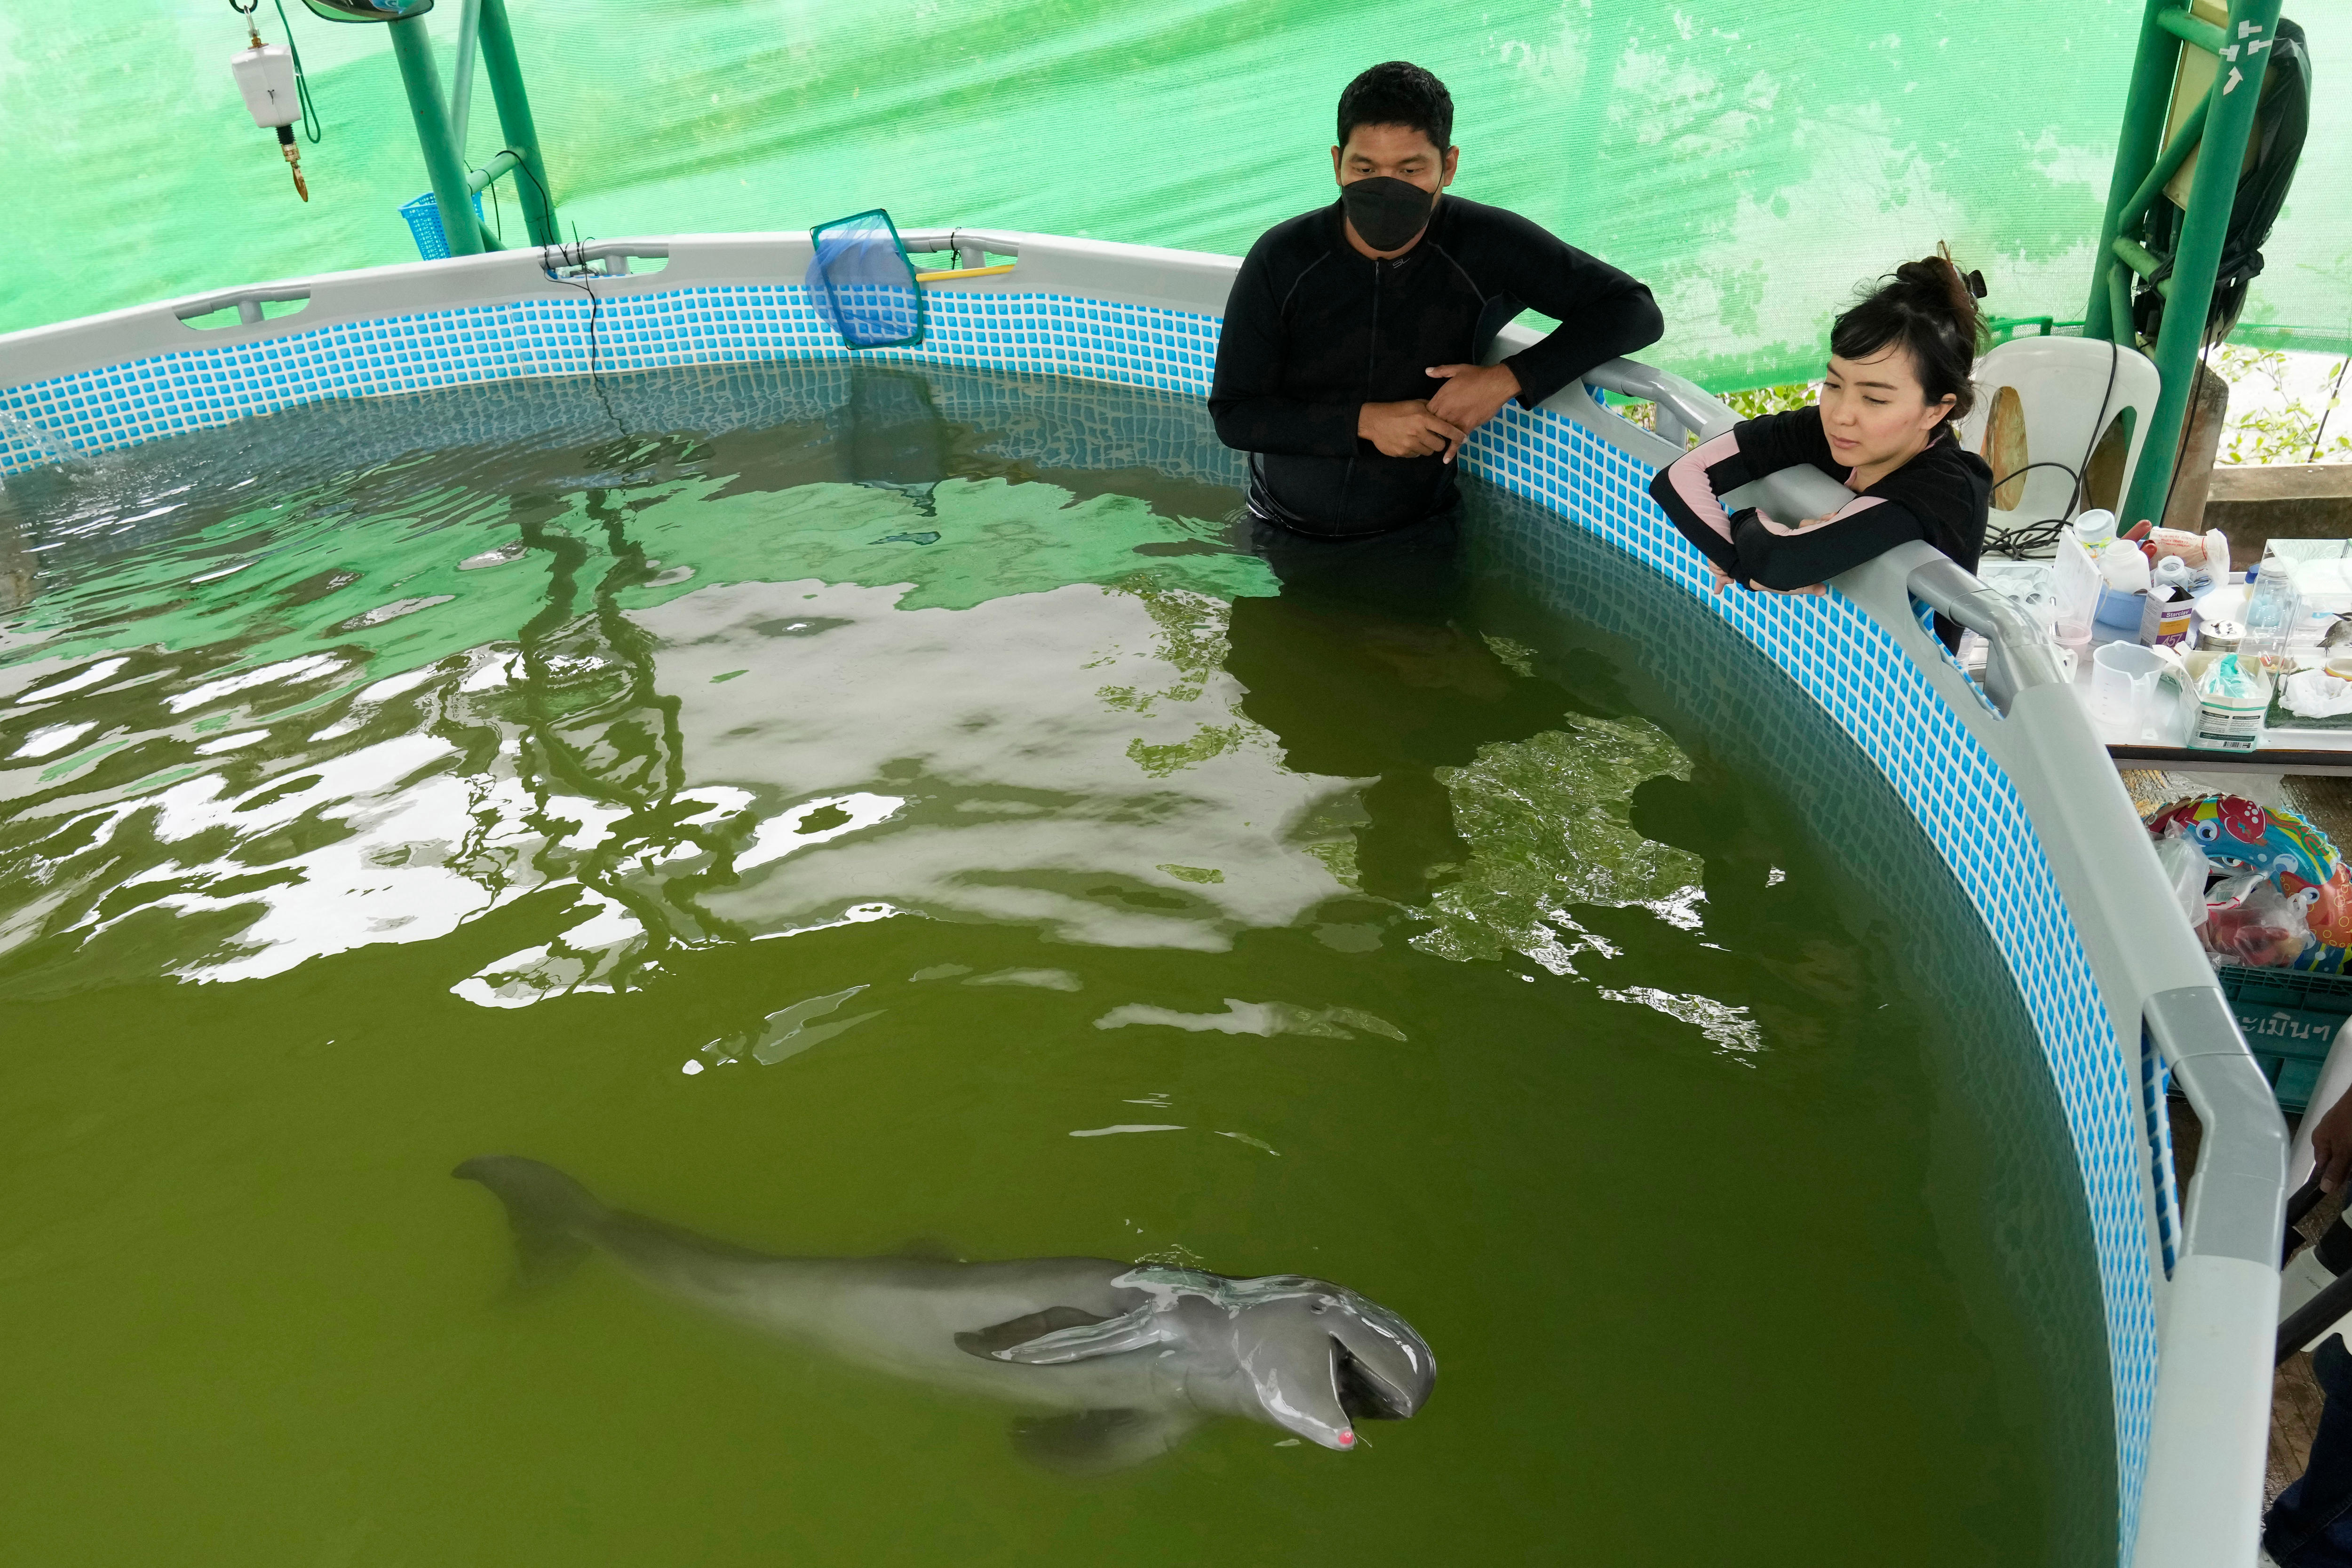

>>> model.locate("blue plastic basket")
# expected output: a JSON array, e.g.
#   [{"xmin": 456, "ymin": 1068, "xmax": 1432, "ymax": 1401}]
[
  {"xmin": 2216, "ymin": 964, "xmax": 2352, "ymax": 1113},
  {"xmin": 399, "ymin": 191, "xmax": 489, "ymax": 262}
]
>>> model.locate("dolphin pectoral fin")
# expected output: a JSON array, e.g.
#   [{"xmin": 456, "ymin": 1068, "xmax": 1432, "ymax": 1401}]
[
  {"xmin": 1010, "ymin": 1409, "xmax": 1201, "ymax": 1475},
  {"xmin": 954, "ymin": 1305, "xmax": 1112, "ymax": 1360},
  {"xmin": 978, "ymin": 1303, "xmax": 1173, "ymax": 1365}
]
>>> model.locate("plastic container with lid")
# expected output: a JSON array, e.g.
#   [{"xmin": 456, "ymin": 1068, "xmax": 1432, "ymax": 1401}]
[
  {"xmin": 2244, "ymin": 555, "xmax": 2305, "ymax": 661},
  {"xmin": 2100, "ymin": 541, "xmax": 2152, "ymax": 594},
  {"xmin": 2073, "ymin": 508, "xmax": 2119, "ymax": 549},
  {"xmin": 2189, "ymin": 653, "xmax": 2272, "ymax": 752}
]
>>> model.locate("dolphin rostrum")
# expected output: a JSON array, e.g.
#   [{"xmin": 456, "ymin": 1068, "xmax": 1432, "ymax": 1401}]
[{"xmin": 454, "ymin": 1155, "xmax": 1436, "ymax": 1471}]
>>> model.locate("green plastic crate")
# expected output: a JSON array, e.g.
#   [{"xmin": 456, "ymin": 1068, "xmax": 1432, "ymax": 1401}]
[{"xmin": 2217, "ymin": 965, "xmax": 2352, "ymax": 1113}]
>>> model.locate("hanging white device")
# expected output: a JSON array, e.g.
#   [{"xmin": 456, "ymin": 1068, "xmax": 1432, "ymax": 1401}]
[{"xmin": 230, "ymin": 37, "xmax": 309, "ymax": 200}]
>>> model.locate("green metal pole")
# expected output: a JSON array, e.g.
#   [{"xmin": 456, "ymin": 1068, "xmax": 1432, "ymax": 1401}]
[
  {"xmin": 477, "ymin": 0, "xmax": 558, "ymax": 247},
  {"xmin": 2084, "ymin": 0, "xmax": 2192, "ymax": 342},
  {"xmin": 388, "ymin": 17, "xmax": 483, "ymax": 259},
  {"xmin": 2120, "ymin": 0, "xmax": 2285, "ymax": 526}
]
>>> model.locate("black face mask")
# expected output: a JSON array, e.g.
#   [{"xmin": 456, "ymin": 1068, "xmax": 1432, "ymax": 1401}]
[{"xmin": 1341, "ymin": 176, "xmax": 1437, "ymax": 253}]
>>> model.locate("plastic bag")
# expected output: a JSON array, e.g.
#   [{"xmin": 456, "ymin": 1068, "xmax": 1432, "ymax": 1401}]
[
  {"xmin": 2202, "ymin": 873, "xmax": 2313, "ymax": 968},
  {"xmin": 2151, "ymin": 829, "xmax": 2212, "ymax": 929}
]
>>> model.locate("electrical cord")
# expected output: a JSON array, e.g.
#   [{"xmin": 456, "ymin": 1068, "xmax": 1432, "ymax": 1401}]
[
  {"xmin": 534, "ymin": 229, "xmax": 626, "ymax": 441},
  {"xmin": 230, "ymin": 0, "xmax": 322, "ymax": 144},
  {"xmin": 274, "ymin": 0, "xmax": 321, "ymax": 143},
  {"xmin": 2149, "ymin": 325, "xmax": 2218, "ymax": 552},
  {"xmin": 1986, "ymin": 334, "xmax": 2121, "ymax": 560},
  {"xmin": 2313, "ymin": 350, "xmax": 2351, "ymax": 462},
  {"xmin": 498, "ymin": 148, "xmax": 562, "ymax": 255},
  {"xmin": 498, "ymin": 154, "xmax": 598, "ymax": 380},
  {"xmin": 481, "ymin": 147, "xmax": 624, "ymax": 438},
  {"xmin": 1984, "ymin": 462, "xmax": 2092, "ymax": 557}
]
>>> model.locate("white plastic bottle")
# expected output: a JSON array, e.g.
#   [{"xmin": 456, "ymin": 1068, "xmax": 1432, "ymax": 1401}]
[
  {"xmin": 2091, "ymin": 523, "xmax": 2151, "ymax": 633},
  {"xmin": 2054, "ymin": 509, "xmax": 2119, "ymax": 648},
  {"xmin": 2100, "ymin": 539, "xmax": 2152, "ymax": 595},
  {"xmin": 2244, "ymin": 554, "xmax": 2304, "ymax": 661}
]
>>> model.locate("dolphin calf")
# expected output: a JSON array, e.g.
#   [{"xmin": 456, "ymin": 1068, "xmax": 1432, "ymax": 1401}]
[{"xmin": 454, "ymin": 1155, "xmax": 1436, "ymax": 1471}]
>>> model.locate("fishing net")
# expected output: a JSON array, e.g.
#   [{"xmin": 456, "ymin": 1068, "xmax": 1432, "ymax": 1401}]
[
  {"xmin": 2, "ymin": 1, "xmax": 2346, "ymax": 388},
  {"xmin": 805, "ymin": 209, "xmax": 925, "ymax": 350}
]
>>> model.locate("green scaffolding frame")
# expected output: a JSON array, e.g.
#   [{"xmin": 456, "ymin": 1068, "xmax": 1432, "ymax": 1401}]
[
  {"xmin": 383, "ymin": 0, "xmax": 558, "ymax": 256},
  {"xmin": 2083, "ymin": 0, "xmax": 2285, "ymax": 525},
  {"xmin": 364, "ymin": 0, "xmax": 2288, "ymax": 523}
]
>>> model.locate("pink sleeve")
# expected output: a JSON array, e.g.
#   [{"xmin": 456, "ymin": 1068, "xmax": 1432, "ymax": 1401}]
[
  {"xmin": 1745, "ymin": 493, "xmax": 1884, "ymax": 535},
  {"xmin": 1663, "ymin": 432, "xmax": 1743, "ymax": 545}
]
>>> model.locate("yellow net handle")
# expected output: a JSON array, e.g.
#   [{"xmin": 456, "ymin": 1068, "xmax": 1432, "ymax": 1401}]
[{"xmin": 913, "ymin": 263, "xmax": 1017, "ymax": 283}]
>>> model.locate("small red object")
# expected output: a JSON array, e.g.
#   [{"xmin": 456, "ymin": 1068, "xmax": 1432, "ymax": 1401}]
[{"xmin": 1338, "ymin": 1430, "xmax": 1356, "ymax": 1448}]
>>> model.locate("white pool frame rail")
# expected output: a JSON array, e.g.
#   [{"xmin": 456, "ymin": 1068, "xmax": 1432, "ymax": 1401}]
[{"xmin": 0, "ymin": 228, "xmax": 2288, "ymax": 1566}]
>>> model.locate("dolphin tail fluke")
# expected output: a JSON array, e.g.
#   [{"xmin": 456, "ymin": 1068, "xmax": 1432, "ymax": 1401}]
[{"xmin": 453, "ymin": 1155, "xmax": 610, "ymax": 1289}]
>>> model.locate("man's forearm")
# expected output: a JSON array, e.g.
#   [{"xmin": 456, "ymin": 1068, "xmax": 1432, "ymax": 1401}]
[
  {"xmin": 1503, "ymin": 284, "xmax": 1665, "ymax": 408},
  {"xmin": 1208, "ymin": 395, "xmax": 1361, "ymax": 458}
]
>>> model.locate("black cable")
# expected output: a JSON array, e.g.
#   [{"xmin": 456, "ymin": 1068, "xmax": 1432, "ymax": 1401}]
[
  {"xmin": 1986, "ymin": 460, "xmax": 2087, "ymax": 559},
  {"xmin": 1985, "ymin": 335, "xmax": 2121, "ymax": 560},
  {"xmin": 501, "ymin": 149, "xmax": 621, "ymax": 439},
  {"xmin": 536, "ymin": 235, "xmax": 626, "ymax": 442},
  {"xmin": 498, "ymin": 148, "xmax": 561, "ymax": 255},
  {"xmin": 2150, "ymin": 325, "xmax": 2217, "ymax": 548},
  {"xmin": 543, "ymin": 249, "xmax": 604, "ymax": 384},
  {"xmin": 273, "ymin": 0, "xmax": 321, "ymax": 143},
  {"xmin": 2310, "ymin": 349, "xmax": 2350, "ymax": 463},
  {"xmin": 1989, "ymin": 459, "xmax": 2090, "ymax": 492}
]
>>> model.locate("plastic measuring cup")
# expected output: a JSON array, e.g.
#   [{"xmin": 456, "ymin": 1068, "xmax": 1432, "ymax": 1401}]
[{"xmin": 2089, "ymin": 641, "xmax": 2189, "ymax": 743}]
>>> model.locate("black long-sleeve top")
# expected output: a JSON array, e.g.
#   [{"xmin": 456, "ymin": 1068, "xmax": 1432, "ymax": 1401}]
[
  {"xmin": 1648, "ymin": 406, "xmax": 1991, "ymax": 649},
  {"xmin": 1208, "ymin": 195, "xmax": 1663, "ymax": 535}
]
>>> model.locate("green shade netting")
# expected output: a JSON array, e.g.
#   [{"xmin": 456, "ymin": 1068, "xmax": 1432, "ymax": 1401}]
[{"xmin": 2, "ymin": 1, "xmax": 2345, "ymax": 390}]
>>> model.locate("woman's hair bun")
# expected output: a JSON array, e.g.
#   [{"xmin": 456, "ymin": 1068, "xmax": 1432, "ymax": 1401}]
[
  {"xmin": 1828, "ymin": 244, "xmax": 1989, "ymax": 427},
  {"xmin": 1885, "ymin": 247, "xmax": 1989, "ymax": 350}
]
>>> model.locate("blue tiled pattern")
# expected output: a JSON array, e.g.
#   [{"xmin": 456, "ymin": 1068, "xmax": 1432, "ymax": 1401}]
[
  {"xmin": 0, "ymin": 277, "xmax": 2157, "ymax": 1555},
  {"xmin": 2141, "ymin": 1035, "xmax": 2181, "ymax": 1278},
  {"xmin": 0, "ymin": 284, "xmax": 1218, "ymax": 473},
  {"xmin": 1462, "ymin": 395, "xmax": 2156, "ymax": 1564}
]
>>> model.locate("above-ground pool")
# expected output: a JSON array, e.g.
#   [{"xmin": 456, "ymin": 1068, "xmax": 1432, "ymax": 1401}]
[{"xmin": 0, "ymin": 359, "xmax": 2108, "ymax": 1564}]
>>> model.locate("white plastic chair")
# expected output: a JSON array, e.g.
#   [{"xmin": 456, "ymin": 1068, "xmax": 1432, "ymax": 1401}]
[{"xmin": 1957, "ymin": 335, "xmax": 2162, "ymax": 537}]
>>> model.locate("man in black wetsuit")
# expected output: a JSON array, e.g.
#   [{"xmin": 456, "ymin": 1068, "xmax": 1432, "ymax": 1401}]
[{"xmin": 1208, "ymin": 61, "xmax": 1663, "ymax": 537}]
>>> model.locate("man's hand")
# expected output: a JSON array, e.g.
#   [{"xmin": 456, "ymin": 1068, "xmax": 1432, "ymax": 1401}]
[
  {"xmin": 1359, "ymin": 400, "xmax": 1466, "ymax": 459},
  {"xmin": 2313, "ymin": 1087, "xmax": 2352, "ymax": 1191},
  {"xmin": 1423, "ymin": 362, "xmax": 1522, "ymax": 462}
]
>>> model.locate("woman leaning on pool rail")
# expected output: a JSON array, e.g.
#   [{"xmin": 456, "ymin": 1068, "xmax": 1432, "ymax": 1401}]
[{"xmin": 1649, "ymin": 253, "xmax": 1995, "ymax": 651}]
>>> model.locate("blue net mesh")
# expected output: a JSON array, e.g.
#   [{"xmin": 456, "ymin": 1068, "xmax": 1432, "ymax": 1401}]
[{"xmin": 805, "ymin": 210, "xmax": 925, "ymax": 350}]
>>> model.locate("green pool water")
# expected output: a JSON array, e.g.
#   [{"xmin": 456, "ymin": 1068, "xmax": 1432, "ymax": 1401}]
[{"xmin": 0, "ymin": 364, "xmax": 2106, "ymax": 1565}]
